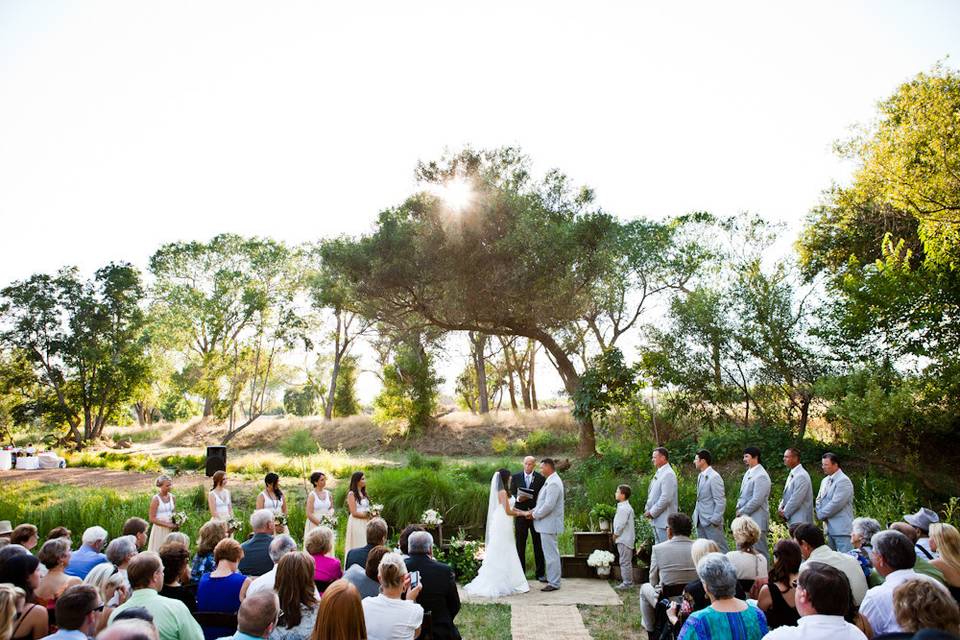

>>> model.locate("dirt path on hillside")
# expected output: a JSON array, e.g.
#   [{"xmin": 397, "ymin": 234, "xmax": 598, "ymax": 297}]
[{"xmin": 0, "ymin": 468, "xmax": 220, "ymax": 491}]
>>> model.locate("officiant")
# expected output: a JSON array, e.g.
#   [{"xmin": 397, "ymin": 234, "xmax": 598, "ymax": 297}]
[{"xmin": 512, "ymin": 455, "xmax": 547, "ymax": 582}]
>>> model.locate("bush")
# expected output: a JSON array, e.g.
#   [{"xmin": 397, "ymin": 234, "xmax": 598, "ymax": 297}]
[{"xmin": 436, "ymin": 535, "xmax": 484, "ymax": 583}]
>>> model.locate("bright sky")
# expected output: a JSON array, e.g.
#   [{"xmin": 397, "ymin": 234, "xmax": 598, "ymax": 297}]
[{"xmin": 1, "ymin": 1, "xmax": 958, "ymax": 403}]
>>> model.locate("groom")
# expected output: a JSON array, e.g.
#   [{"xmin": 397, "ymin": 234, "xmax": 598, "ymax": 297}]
[
  {"xmin": 522, "ymin": 457, "xmax": 564, "ymax": 591},
  {"xmin": 512, "ymin": 456, "xmax": 546, "ymax": 582}
]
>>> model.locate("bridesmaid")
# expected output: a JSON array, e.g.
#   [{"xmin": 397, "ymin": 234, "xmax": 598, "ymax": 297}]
[
  {"xmin": 304, "ymin": 471, "xmax": 335, "ymax": 541},
  {"xmin": 256, "ymin": 472, "xmax": 287, "ymax": 533},
  {"xmin": 344, "ymin": 471, "xmax": 371, "ymax": 553},
  {"xmin": 207, "ymin": 471, "xmax": 233, "ymax": 521},
  {"xmin": 147, "ymin": 475, "xmax": 176, "ymax": 552}
]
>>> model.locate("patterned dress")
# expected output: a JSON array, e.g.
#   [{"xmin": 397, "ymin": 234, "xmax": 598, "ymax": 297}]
[{"xmin": 678, "ymin": 603, "xmax": 768, "ymax": 640}]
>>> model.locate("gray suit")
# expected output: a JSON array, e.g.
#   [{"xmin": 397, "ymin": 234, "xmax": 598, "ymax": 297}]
[
  {"xmin": 779, "ymin": 464, "xmax": 814, "ymax": 526},
  {"xmin": 816, "ymin": 469, "xmax": 854, "ymax": 552},
  {"xmin": 640, "ymin": 536, "xmax": 698, "ymax": 632},
  {"xmin": 645, "ymin": 464, "xmax": 679, "ymax": 543},
  {"xmin": 693, "ymin": 466, "xmax": 728, "ymax": 551},
  {"xmin": 736, "ymin": 464, "xmax": 771, "ymax": 560},
  {"xmin": 532, "ymin": 472, "xmax": 565, "ymax": 587}
]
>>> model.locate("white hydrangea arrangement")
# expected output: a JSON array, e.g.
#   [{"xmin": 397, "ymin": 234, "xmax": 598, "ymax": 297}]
[
  {"xmin": 421, "ymin": 509, "xmax": 443, "ymax": 526},
  {"xmin": 586, "ymin": 549, "xmax": 615, "ymax": 568}
]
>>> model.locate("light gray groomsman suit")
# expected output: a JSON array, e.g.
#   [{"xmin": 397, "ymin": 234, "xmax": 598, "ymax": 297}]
[
  {"xmin": 645, "ymin": 464, "xmax": 679, "ymax": 544},
  {"xmin": 816, "ymin": 468, "xmax": 854, "ymax": 552},
  {"xmin": 693, "ymin": 465, "xmax": 728, "ymax": 551},
  {"xmin": 532, "ymin": 472, "xmax": 565, "ymax": 588},
  {"xmin": 779, "ymin": 464, "xmax": 814, "ymax": 526},
  {"xmin": 736, "ymin": 463, "xmax": 771, "ymax": 560}
]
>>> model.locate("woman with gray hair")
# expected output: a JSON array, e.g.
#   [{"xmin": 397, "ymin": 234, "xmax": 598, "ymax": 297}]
[
  {"xmin": 849, "ymin": 517, "xmax": 882, "ymax": 583},
  {"xmin": 678, "ymin": 553, "xmax": 768, "ymax": 640}
]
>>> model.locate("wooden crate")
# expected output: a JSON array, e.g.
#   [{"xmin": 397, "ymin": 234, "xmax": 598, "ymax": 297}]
[
  {"xmin": 561, "ymin": 555, "xmax": 595, "ymax": 579},
  {"xmin": 613, "ymin": 565, "xmax": 650, "ymax": 584},
  {"xmin": 573, "ymin": 531, "xmax": 613, "ymax": 557}
]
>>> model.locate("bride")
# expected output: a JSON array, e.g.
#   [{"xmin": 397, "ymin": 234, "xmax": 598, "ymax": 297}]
[{"xmin": 464, "ymin": 468, "xmax": 531, "ymax": 596}]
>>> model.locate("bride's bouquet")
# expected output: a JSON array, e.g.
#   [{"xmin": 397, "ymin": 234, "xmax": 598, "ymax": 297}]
[{"xmin": 421, "ymin": 509, "xmax": 443, "ymax": 526}]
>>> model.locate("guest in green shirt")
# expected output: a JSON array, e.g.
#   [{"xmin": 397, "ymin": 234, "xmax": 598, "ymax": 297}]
[{"xmin": 109, "ymin": 552, "xmax": 204, "ymax": 640}]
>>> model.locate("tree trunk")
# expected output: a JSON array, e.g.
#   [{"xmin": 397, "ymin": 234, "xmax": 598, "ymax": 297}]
[
  {"xmin": 530, "ymin": 329, "xmax": 595, "ymax": 457},
  {"xmin": 470, "ymin": 333, "xmax": 489, "ymax": 414},
  {"xmin": 528, "ymin": 340, "xmax": 538, "ymax": 410},
  {"xmin": 507, "ymin": 372, "xmax": 518, "ymax": 409},
  {"xmin": 325, "ymin": 356, "xmax": 341, "ymax": 421},
  {"xmin": 797, "ymin": 394, "xmax": 811, "ymax": 440},
  {"xmin": 135, "ymin": 402, "xmax": 147, "ymax": 427},
  {"xmin": 203, "ymin": 396, "xmax": 215, "ymax": 418},
  {"xmin": 221, "ymin": 413, "xmax": 261, "ymax": 445}
]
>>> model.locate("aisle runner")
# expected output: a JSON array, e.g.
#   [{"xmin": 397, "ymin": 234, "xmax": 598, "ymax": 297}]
[{"xmin": 510, "ymin": 605, "xmax": 592, "ymax": 640}]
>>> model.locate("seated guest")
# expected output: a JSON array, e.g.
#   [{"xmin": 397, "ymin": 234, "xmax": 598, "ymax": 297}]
[
  {"xmin": 398, "ymin": 526, "xmax": 425, "ymax": 557},
  {"xmin": 0, "ymin": 554, "xmax": 48, "ymax": 640},
  {"xmin": 795, "ymin": 523, "xmax": 868, "ymax": 606},
  {"xmin": 98, "ymin": 618, "xmax": 159, "ymax": 640},
  {"xmin": 404, "ymin": 531, "xmax": 461, "ymax": 640},
  {"xmin": 84, "ymin": 563, "xmax": 128, "ymax": 635},
  {"xmin": 362, "ymin": 553, "xmax": 423, "ymax": 640},
  {"xmin": 10, "ymin": 525, "xmax": 38, "ymax": 551},
  {"xmin": 270, "ymin": 552, "xmax": 319, "ymax": 640},
  {"xmin": 163, "ymin": 533, "xmax": 189, "ymax": 549},
  {"xmin": 345, "ymin": 519, "xmax": 388, "ymax": 571},
  {"xmin": 113, "ymin": 607, "xmax": 155, "ymax": 623},
  {"xmin": 860, "ymin": 530, "xmax": 951, "ymax": 636},
  {"xmin": 35, "ymin": 539, "xmax": 82, "ymax": 619},
  {"xmin": 219, "ymin": 591, "xmax": 279, "ymax": 640},
  {"xmin": 196, "ymin": 539, "xmax": 251, "ymax": 640},
  {"xmin": 46, "ymin": 584, "xmax": 103, "ymax": 640},
  {"xmin": 893, "ymin": 578, "xmax": 960, "ymax": 636},
  {"xmin": 930, "ymin": 523, "xmax": 960, "ymax": 602},
  {"xmin": 108, "ymin": 552, "xmax": 203, "ymax": 640},
  {"xmin": 304, "ymin": 527, "xmax": 341, "ymax": 595},
  {"xmin": 670, "ymin": 540, "xmax": 748, "ymax": 631},
  {"xmin": 158, "ymin": 543, "xmax": 195, "ymax": 612},
  {"xmin": 191, "ymin": 521, "xmax": 228, "ymax": 583},
  {"xmin": 343, "ymin": 546, "xmax": 389, "ymax": 600},
  {"xmin": 727, "ymin": 516, "xmax": 768, "ymax": 593},
  {"xmin": 890, "ymin": 522, "xmax": 947, "ymax": 584},
  {"xmin": 238, "ymin": 511, "xmax": 275, "ymax": 578},
  {"xmin": 640, "ymin": 513, "xmax": 698, "ymax": 635},
  {"xmin": 0, "ymin": 584, "xmax": 24, "ymax": 640},
  {"xmin": 66, "ymin": 528, "xmax": 110, "ymax": 580},
  {"xmin": 46, "ymin": 528, "xmax": 72, "ymax": 544},
  {"xmin": 246, "ymin": 535, "xmax": 299, "ymax": 597},
  {"xmin": 123, "ymin": 519, "xmax": 150, "ymax": 551},
  {"xmin": 764, "ymin": 562, "xmax": 866, "ymax": 640},
  {"xmin": 312, "ymin": 580, "xmax": 367, "ymax": 640},
  {"xmin": 106, "ymin": 536, "xmax": 139, "ymax": 576},
  {"xmin": 850, "ymin": 517, "xmax": 883, "ymax": 585},
  {"xmin": 677, "ymin": 553, "xmax": 768, "ymax": 640},
  {"xmin": 757, "ymin": 540, "xmax": 802, "ymax": 629},
  {"xmin": 905, "ymin": 508, "xmax": 940, "ymax": 560}
]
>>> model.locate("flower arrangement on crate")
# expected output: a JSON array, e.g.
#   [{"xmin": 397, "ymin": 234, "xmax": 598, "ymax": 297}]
[
  {"xmin": 589, "ymin": 503, "xmax": 618, "ymax": 532},
  {"xmin": 586, "ymin": 549, "xmax": 616, "ymax": 577},
  {"xmin": 436, "ymin": 533, "xmax": 485, "ymax": 583},
  {"xmin": 421, "ymin": 509, "xmax": 443, "ymax": 526},
  {"xmin": 171, "ymin": 511, "xmax": 188, "ymax": 528}
]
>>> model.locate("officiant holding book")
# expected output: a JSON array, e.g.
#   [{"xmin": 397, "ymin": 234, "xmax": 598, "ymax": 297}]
[{"xmin": 512, "ymin": 455, "xmax": 547, "ymax": 582}]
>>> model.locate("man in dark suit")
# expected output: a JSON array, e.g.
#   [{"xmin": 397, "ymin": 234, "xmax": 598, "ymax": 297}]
[
  {"xmin": 512, "ymin": 455, "xmax": 546, "ymax": 581},
  {"xmin": 404, "ymin": 531, "xmax": 461, "ymax": 640},
  {"xmin": 344, "ymin": 518, "xmax": 388, "ymax": 571},
  {"xmin": 238, "ymin": 509, "xmax": 276, "ymax": 577}
]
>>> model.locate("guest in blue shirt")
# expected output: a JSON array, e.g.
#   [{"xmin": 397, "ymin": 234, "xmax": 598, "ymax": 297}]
[
  {"xmin": 65, "ymin": 527, "xmax": 109, "ymax": 580},
  {"xmin": 216, "ymin": 591, "xmax": 279, "ymax": 640},
  {"xmin": 46, "ymin": 584, "xmax": 103, "ymax": 640},
  {"xmin": 197, "ymin": 539, "xmax": 252, "ymax": 640}
]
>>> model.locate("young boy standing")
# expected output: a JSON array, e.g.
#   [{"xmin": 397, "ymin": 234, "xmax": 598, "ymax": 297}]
[{"xmin": 613, "ymin": 484, "xmax": 636, "ymax": 589}]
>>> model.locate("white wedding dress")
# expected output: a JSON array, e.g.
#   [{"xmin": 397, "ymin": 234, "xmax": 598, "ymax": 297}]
[{"xmin": 464, "ymin": 473, "xmax": 530, "ymax": 597}]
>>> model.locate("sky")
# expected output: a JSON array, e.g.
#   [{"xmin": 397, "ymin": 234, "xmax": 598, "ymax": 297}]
[{"xmin": 1, "ymin": 0, "xmax": 959, "ymax": 403}]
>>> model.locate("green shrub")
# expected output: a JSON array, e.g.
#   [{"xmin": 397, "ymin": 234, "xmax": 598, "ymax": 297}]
[
  {"xmin": 490, "ymin": 437, "xmax": 508, "ymax": 455},
  {"xmin": 436, "ymin": 535, "xmax": 484, "ymax": 583}
]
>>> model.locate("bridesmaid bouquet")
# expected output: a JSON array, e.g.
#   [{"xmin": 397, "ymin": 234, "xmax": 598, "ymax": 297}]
[
  {"xmin": 171, "ymin": 511, "xmax": 188, "ymax": 528},
  {"xmin": 421, "ymin": 509, "xmax": 443, "ymax": 526},
  {"xmin": 226, "ymin": 517, "xmax": 242, "ymax": 534},
  {"xmin": 274, "ymin": 511, "xmax": 288, "ymax": 528},
  {"xmin": 369, "ymin": 503, "xmax": 384, "ymax": 518},
  {"xmin": 317, "ymin": 513, "xmax": 338, "ymax": 529}
]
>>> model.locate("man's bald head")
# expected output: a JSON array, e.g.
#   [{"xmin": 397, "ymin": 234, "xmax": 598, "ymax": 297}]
[
  {"xmin": 237, "ymin": 590, "xmax": 279, "ymax": 638},
  {"xmin": 523, "ymin": 456, "xmax": 536, "ymax": 473},
  {"xmin": 890, "ymin": 522, "xmax": 919, "ymax": 543},
  {"xmin": 97, "ymin": 620, "xmax": 159, "ymax": 640}
]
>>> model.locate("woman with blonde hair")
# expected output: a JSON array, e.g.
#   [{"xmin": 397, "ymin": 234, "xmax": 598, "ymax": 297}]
[
  {"xmin": 311, "ymin": 580, "xmax": 366, "ymax": 640},
  {"xmin": 304, "ymin": 471, "xmax": 334, "ymax": 541},
  {"xmin": 147, "ymin": 474, "xmax": 177, "ymax": 552},
  {"xmin": 192, "ymin": 520, "xmax": 228, "ymax": 583},
  {"xmin": 0, "ymin": 584, "xmax": 25, "ymax": 640},
  {"xmin": 270, "ymin": 552, "xmax": 319, "ymax": 640},
  {"xmin": 726, "ymin": 516, "xmax": 768, "ymax": 592},
  {"xmin": 361, "ymin": 552, "xmax": 422, "ymax": 640},
  {"xmin": 894, "ymin": 577, "xmax": 960, "ymax": 634},
  {"xmin": 930, "ymin": 523, "xmax": 960, "ymax": 602},
  {"xmin": 208, "ymin": 471, "xmax": 233, "ymax": 522},
  {"xmin": 84, "ymin": 562, "xmax": 128, "ymax": 635}
]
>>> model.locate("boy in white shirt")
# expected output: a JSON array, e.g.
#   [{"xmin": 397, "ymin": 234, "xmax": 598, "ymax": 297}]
[{"xmin": 613, "ymin": 484, "xmax": 636, "ymax": 589}]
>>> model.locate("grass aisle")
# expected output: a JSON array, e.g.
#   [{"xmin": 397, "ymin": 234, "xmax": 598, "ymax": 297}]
[{"xmin": 457, "ymin": 603, "xmax": 512, "ymax": 639}]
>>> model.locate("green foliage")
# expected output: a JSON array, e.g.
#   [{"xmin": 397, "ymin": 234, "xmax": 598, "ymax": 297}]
[
  {"xmin": 332, "ymin": 356, "xmax": 360, "ymax": 417},
  {"xmin": 572, "ymin": 348, "xmax": 640, "ymax": 424},
  {"xmin": 284, "ymin": 386, "xmax": 319, "ymax": 417},
  {"xmin": 373, "ymin": 335, "xmax": 440, "ymax": 436},
  {"xmin": 435, "ymin": 535, "xmax": 485, "ymax": 583},
  {"xmin": 589, "ymin": 503, "xmax": 617, "ymax": 522}
]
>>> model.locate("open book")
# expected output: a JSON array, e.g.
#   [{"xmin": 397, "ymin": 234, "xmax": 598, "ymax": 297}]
[{"xmin": 517, "ymin": 487, "xmax": 536, "ymax": 502}]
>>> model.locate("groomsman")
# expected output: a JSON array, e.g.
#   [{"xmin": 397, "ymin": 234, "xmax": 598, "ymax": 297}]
[
  {"xmin": 644, "ymin": 447, "xmax": 678, "ymax": 544},
  {"xmin": 692, "ymin": 449, "xmax": 727, "ymax": 551},
  {"xmin": 512, "ymin": 456, "xmax": 546, "ymax": 581},
  {"xmin": 736, "ymin": 446, "xmax": 771, "ymax": 560},
  {"xmin": 816, "ymin": 452, "xmax": 854, "ymax": 552},
  {"xmin": 778, "ymin": 448, "xmax": 814, "ymax": 526}
]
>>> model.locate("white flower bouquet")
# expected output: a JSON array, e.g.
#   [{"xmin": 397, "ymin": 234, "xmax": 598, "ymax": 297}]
[
  {"xmin": 586, "ymin": 549, "xmax": 615, "ymax": 568},
  {"xmin": 368, "ymin": 503, "xmax": 384, "ymax": 518},
  {"xmin": 274, "ymin": 511, "xmax": 288, "ymax": 528},
  {"xmin": 226, "ymin": 517, "xmax": 242, "ymax": 533},
  {"xmin": 421, "ymin": 509, "xmax": 443, "ymax": 526},
  {"xmin": 171, "ymin": 511, "xmax": 188, "ymax": 528},
  {"xmin": 317, "ymin": 513, "xmax": 338, "ymax": 529}
]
